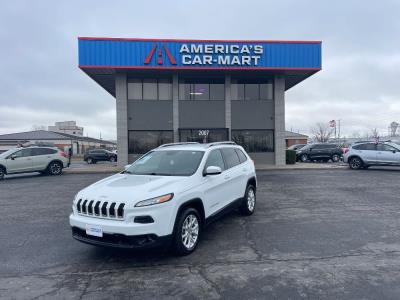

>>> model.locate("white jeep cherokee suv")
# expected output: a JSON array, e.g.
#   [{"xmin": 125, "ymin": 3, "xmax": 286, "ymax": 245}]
[
  {"xmin": 70, "ymin": 142, "xmax": 257, "ymax": 255},
  {"xmin": 0, "ymin": 146, "xmax": 69, "ymax": 179}
]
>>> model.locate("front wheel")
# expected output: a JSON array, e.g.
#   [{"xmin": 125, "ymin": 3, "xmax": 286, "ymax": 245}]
[
  {"xmin": 240, "ymin": 185, "xmax": 256, "ymax": 216},
  {"xmin": 87, "ymin": 157, "xmax": 94, "ymax": 164},
  {"xmin": 349, "ymin": 157, "xmax": 363, "ymax": 170},
  {"xmin": 0, "ymin": 167, "xmax": 5, "ymax": 180},
  {"xmin": 331, "ymin": 154, "xmax": 341, "ymax": 162},
  {"xmin": 47, "ymin": 162, "xmax": 63, "ymax": 175},
  {"xmin": 300, "ymin": 154, "xmax": 309, "ymax": 162},
  {"xmin": 110, "ymin": 156, "xmax": 116, "ymax": 163},
  {"xmin": 172, "ymin": 208, "xmax": 201, "ymax": 256}
]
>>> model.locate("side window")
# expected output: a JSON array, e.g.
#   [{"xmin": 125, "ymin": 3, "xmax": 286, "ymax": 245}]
[
  {"xmin": 32, "ymin": 148, "xmax": 57, "ymax": 156},
  {"xmin": 377, "ymin": 144, "xmax": 396, "ymax": 152},
  {"xmin": 204, "ymin": 150, "xmax": 225, "ymax": 171},
  {"xmin": 221, "ymin": 148, "xmax": 240, "ymax": 169},
  {"xmin": 12, "ymin": 149, "xmax": 32, "ymax": 158},
  {"xmin": 354, "ymin": 143, "xmax": 377, "ymax": 151},
  {"xmin": 235, "ymin": 149, "xmax": 248, "ymax": 163}
]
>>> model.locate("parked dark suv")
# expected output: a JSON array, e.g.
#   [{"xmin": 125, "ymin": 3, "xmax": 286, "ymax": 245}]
[
  {"xmin": 296, "ymin": 143, "xmax": 342, "ymax": 162},
  {"xmin": 84, "ymin": 149, "xmax": 117, "ymax": 164}
]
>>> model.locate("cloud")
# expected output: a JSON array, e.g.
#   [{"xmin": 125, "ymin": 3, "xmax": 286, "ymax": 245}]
[{"xmin": 1, "ymin": 0, "xmax": 399, "ymax": 140}]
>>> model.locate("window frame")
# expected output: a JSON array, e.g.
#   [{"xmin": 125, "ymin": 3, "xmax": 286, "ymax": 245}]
[
  {"xmin": 231, "ymin": 79, "xmax": 274, "ymax": 101},
  {"xmin": 178, "ymin": 78, "xmax": 225, "ymax": 101},
  {"xmin": 231, "ymin": 129, "xmax": 275, "ymax": 153},
  {"xmin": 203, "ymin": 149, "xmax": 226, "ymax": 174},
  {"xmin": 128, "ymin": 130, "xmax": 174, "ymax": 154},
  {"xmin": 127, "ymin": 78, "xmax": 173, "ymax": 101},
  {"xmin": 221, "ymin": 148, "xmax": 241, "ymax": 169}
]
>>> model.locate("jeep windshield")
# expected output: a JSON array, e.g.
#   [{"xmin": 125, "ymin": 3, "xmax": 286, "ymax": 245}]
[{"xmin": 125, "ymin": 150, "xmax": 205, "ymax": 176}]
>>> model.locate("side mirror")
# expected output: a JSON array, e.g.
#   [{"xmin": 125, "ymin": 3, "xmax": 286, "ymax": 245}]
[
  {"xmin": 204, "ymin": 166, "xmax": 222, "ymax": 176},
  {"xmin": 10, "ymin": 154, "xmax": 17, "ymax": 160},
  {"xmin": 124, "ymin": 164, "xmax": 131, "ymax": 170}
]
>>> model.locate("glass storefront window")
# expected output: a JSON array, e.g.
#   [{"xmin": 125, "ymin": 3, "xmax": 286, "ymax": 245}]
[
  {"xmin": 158, "ymin": 78, "xmax": 173, "ymax": 100},
  {"xmin": 179, "ymin": 128, "xmax": 228, "ymax": 143},
  {"xmin": 179, "ymin": 79, "xmax": 224, "ymax": 100},
  {"xmin": 143, "ymin": 79, "xmax": 158, "ymax": 100},
  {"xmin": 127, "ymin": 78, "xmax": 172, "ymax": 100},
  {"xmin": 127, "ymin": 79, "xmax": 142, "ymax": 100},
  {"xmin": 231, "ymin": 80, "xmax": 273, "ymax": 100},
  {"xmin": 231, "ymin": 130, "xmax": 274, "ymax": 152},
  {"xmin": 128, "ymin": 131, "xmax": 173, "ymax": 154}
]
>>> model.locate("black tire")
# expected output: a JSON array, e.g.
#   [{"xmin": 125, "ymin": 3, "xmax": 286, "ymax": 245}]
[
  {"xmin": 172, "ymin": 207, "xmax": 201, "ymax": 256},
  {"xmin": 110, "ymin": 156, "xmax": 116, "ymax": 163},
  {"xmin": 300, "ymin": 154, "xmax": 309, "ymax": 162},
  {"xmin": 87, "ymin": 157, "xmax": 94, "ymax": 164},
  {"xmin": 349, "ymin": 157, "xmax": 363, "ymax": 170},
  {"xmin": 240, "ymin": 185, "xmax": 256, "ymax": 216},
  {"xmin": 0, "ymin": 166, "xmax": 5, "ymax": 180},
  {"xmin": 331, "ymin": 154, "xmax": 341, "ymax": 163},
  {"xmin": 47, "ymin": 161, "xmax": 63, "ymax": 175}
]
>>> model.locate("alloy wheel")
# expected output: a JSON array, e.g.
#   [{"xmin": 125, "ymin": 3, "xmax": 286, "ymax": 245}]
[
  {"xmin": 0, "ymin": 168, "xmax": 4, "ymax": 180},
  {"xmin": 50, "ymin": 163, "xmax": 61, "ymax": 175},
  {"xmin": 350, "ymin": 158, "xmax": 361, "ymax": 169},
  {"xmin": 181, "ymin": 214, "xmax": 199, "ymax": 250},
  {"xmin": 301, "ymin": 154, "xmax": 308, "ymax": 162},
  {"xmin": 247, "ymin": 188, "xmax": 256, "ymax": 212},
  {"xmin": 332, "ymin": 154, "xmax": 340, "ymax": 162}
]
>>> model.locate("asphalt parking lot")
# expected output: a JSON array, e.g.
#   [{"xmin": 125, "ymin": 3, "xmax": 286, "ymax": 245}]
[{"xmin": 1, "ymin": 168, "xmax": 400, "ymax": 299}]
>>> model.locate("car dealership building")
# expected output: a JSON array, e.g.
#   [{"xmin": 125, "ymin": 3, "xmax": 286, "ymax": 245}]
[{"xmin": 78, "ymin": 37, "xmax": 321, "ymax": 167}]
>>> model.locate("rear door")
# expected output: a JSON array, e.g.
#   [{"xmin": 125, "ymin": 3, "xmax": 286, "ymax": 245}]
[
  {"xmin": 31, "ymin": 148, "xmax": 57, "ymax": 170},
  {"xmin": 352, "ymin": 143, "xmax": 377, "ymax": 163},
  {"xmin": 309, "ymin": 144, "xmax": 324, "ymax": 159}
]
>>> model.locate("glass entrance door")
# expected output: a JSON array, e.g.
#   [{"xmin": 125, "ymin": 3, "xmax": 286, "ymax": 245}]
[{"xmin": 179, "ymin": 128, "xmax": 229, "ymax": 144}]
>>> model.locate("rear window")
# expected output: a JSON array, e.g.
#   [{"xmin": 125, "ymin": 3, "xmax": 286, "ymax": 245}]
[
  {"xmin": 235, "ymin": 149, "xmax": 248, "ymax": 163},
  {"xmin": 221, "ymin": 148, "xmax": 241, "ymax": 169}
]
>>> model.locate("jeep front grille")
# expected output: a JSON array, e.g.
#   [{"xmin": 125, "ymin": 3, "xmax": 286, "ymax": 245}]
[{"xmin": 76, "ymin": 199, "xmax": 125, "ymax": 220}]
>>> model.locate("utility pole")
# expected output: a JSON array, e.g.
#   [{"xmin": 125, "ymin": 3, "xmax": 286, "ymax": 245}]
[{"xmin": 338, "ymin": 119, "xmax": 341, "ymax": 145}]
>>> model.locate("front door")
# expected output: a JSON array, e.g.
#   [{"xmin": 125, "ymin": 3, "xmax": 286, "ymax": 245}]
[
  {"xmin": 202, "ymin": 149, "xmax": 228, "ymax": 216},
  {"xmin": 376, "ymin": 144, "xmax": 400, "ymax": 165},
  {"xmin": 6, "ymin": 148, "xmax": 34, "ymax": 173}
]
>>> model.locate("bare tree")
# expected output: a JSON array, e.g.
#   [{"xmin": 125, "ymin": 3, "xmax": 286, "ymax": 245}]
[
  {"xmin": 371, "ymin": 128, "xmax": 379, "ymax": 141},
  {"xmin": 311, "ymin": 122, "xmax": 333, "ymax": 143}
]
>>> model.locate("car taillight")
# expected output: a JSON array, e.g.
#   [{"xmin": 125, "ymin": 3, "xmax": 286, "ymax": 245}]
[
  {"xmin": 60, "ymin": 151, "xmax": 67, "ymax": 157},
  {"xmin": 343, "ymin": 148, "xmax": 349, "ymax": 154}
]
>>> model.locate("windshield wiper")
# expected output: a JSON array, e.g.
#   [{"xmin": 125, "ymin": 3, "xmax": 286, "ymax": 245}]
[
  {"xmin": 121, "ymin": 170, "xmax": 133, "ymax": 174},
  {"xmin": 144, "ymin": 172, "xmax": 173, "ymax": 176}
]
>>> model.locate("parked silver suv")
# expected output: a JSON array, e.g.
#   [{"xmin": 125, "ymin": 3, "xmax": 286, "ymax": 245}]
[
  {"xmin": 343, "ymin": 141, "xmax": 400, "ymax": 169},
  {"xmin": 0, "ymin": 146, "xmax": 69, "ymax": 179}
]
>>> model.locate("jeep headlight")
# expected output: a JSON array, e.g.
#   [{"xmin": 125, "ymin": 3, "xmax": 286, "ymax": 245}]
[{"xmin": 135, "ymin": 193, "xmax": 174, "ymax": 207}]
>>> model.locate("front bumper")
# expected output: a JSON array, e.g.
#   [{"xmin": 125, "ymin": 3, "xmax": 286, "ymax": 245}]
[{"xmin": 71, "ymin": 226, "xmax": 171, "ymax": 249}]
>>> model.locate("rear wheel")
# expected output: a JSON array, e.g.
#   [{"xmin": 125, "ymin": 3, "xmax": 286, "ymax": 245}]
[
  {"xmin": 0, "ymin": 167, "xmax": 5, "ymax": 180},
  {"xmin": 87, "ymin": 157, "xmax": 94, "ymax": 164},
  {"xmin": 349, "ymin": 157, "xmax": 363, "ymax": 170},
  {"xmin": 110, "ymin": 156, "xmax": 116, "ymax": 163},
  {"xmin": 47, "ymin": 161, "xmax": 63, "ymax": 175},
  {"xmin": 172, "ymin": 207, "xmax": 201, "ymax": 256},
  {"xmin": 240, "ymin": 185, "xmax": 256, "ymax": 216}
]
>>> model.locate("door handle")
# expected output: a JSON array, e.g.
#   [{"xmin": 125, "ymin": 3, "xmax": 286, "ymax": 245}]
[{"xmin": 224, "ymin": 175, "xmax": 231, "ymax": 180}]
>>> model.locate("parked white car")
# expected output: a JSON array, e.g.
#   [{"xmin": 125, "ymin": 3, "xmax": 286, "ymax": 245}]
[
  {"xmin": 0, "ymin": 146, "xmax": 69, "ymax": 179},
  {"xmin": 344, "ymin": 141, "xmax": 400, "ymax": 169},
  {"xmin": 70, "ymin": 142, "xmax": 257, "ymax": 255}
]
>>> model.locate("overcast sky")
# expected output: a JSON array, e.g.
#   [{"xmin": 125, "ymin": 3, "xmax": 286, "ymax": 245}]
[{"xmin": 1, "ymin": 1, "xmax": 399, "ymax": 140}]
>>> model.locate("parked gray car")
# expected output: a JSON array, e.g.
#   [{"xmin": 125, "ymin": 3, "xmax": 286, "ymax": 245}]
[
  {"xmin": 343, "ymin": 142, "xmax": 400, "ymax": 169},
  {"xmin": 0, "ymin": 146, "xmax": 69, "ymax": 179}
]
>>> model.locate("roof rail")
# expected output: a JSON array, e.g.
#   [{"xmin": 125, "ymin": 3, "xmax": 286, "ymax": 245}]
[
  {"xmin": 158, "ymin": 142, "xmax": 200, "ymax": 148},
  {"xmin": 207, "ymin": 141, "xmax": 236, "ymax": 148}
]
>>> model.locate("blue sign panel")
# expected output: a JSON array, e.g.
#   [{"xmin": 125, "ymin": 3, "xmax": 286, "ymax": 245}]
[{"xmin": 78, "ymin": 38, "xmax": 321, "ymax": 70}]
